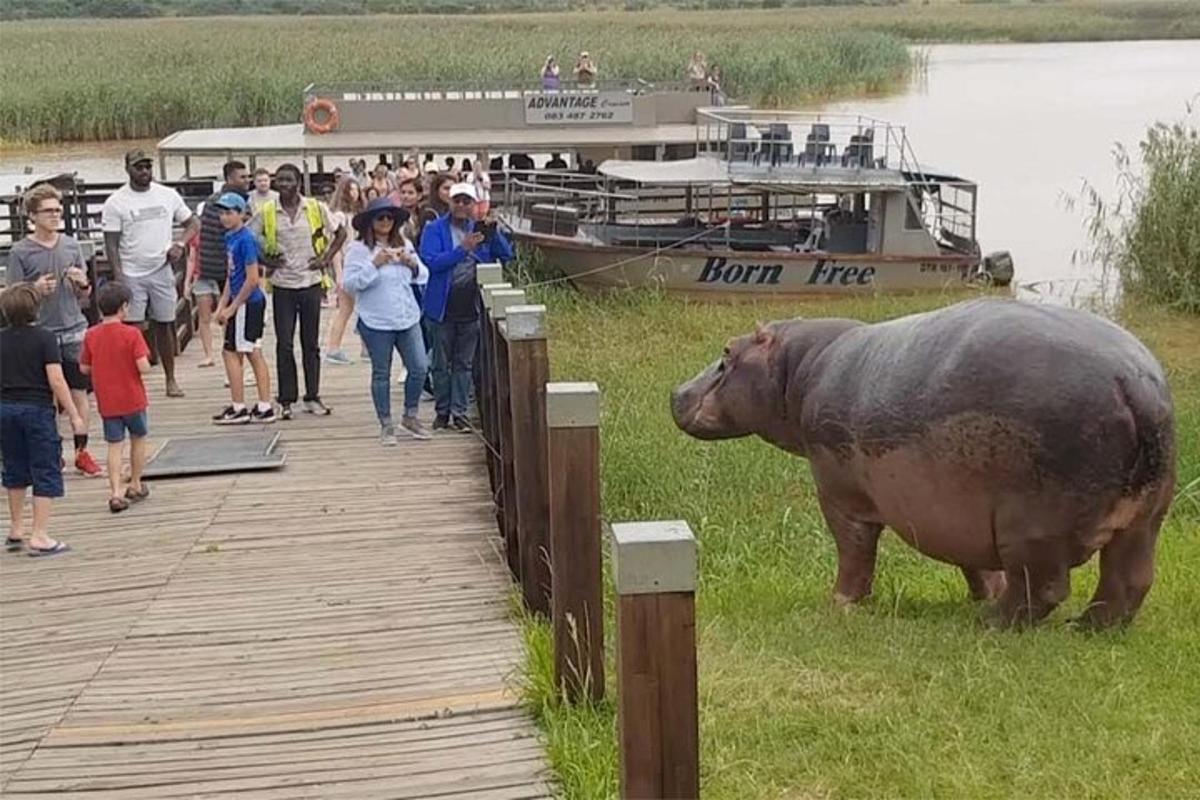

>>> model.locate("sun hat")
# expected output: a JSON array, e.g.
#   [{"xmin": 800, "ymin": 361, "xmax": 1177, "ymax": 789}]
[
  {"xmin": 212, "ymin": 192, "xmax": 248, "ymax": 212},
  {"xmin": 449, "ymin": 182, "xmax": 477, "ymax": 202},
  {"xmin": 352, "ymin": 196, "xmax": 409, "ymax": 233}
]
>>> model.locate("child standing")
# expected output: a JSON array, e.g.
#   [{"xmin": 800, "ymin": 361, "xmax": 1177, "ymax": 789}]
[
  {"xmin": 80, "ymin": 282, "xmax": 152, "ymax": 513},
  {"xmin": 0, "ymin": 283, "xmax": 84, "ymax": 557},
  {"xmin": 211, "ymin": 193, "xmax": 275, "ymax": 425}
]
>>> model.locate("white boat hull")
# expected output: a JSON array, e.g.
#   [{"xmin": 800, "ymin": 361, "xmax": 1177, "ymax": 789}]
[{"xmin": 512, "ymin": 231, "xmax": 983, "ymax": 296}]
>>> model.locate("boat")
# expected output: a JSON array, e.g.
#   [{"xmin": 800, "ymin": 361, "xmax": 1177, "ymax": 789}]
[{"xmin": 500, "ymin": 108, "xmax": 1013, "ymax": 296}]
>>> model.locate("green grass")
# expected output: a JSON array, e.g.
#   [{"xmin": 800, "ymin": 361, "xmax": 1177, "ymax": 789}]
[
  {"xmin": 518, "ymin": 287, "xmax": 1200, "ymax": 799},
  {"xmin": 3, "ymin": 2, "xmax": 1200, "ymax": 144}
]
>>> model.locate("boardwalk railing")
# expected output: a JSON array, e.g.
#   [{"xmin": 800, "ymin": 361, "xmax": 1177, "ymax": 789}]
[{"xmin": 475, "ymin": 266, "xmax": 701, "ymax": 797}]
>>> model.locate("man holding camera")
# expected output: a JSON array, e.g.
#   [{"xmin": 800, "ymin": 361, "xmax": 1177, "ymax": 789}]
[{"xmin": 418, "ymin": 182, "xmax": 513, "ymax": 432}]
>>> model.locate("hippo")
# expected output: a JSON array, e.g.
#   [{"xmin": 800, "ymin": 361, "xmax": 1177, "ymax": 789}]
[{"xmin": 671, "ymin": 299, "xmax": 1176, "ymax": 628}]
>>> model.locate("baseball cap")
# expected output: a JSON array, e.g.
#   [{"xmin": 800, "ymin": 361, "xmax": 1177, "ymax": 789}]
[
  {"xmin": 449, "ymin": 182, "xmax": 477, "ymax": 202},
  {"xmin": 213, "ymin": 192, "xmax": 248, "ymax": 212},
  {"xmin": 124, "ymin": 148, "xmax": 153, "ymax": 167}
]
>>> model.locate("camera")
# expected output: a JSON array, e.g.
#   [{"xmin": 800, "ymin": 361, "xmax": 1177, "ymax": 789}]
[{"xmin": 478, "ymin": 220, "xmax": 497, "ymax": 239}]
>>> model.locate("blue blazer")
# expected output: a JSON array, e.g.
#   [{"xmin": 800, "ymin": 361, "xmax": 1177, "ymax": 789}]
[{"xmin": 418, "ymin": 214, "xmax": 514, "ymax": 323}]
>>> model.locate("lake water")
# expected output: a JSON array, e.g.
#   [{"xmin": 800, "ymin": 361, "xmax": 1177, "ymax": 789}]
[{"xmin": 2, "ymin": 40, "xmax": 1198, "ymax": 295}]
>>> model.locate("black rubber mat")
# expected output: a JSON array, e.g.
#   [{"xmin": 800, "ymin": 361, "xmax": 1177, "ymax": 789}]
[{"xmin": 143, "ymin": 431, "xmax": 286, "ymax": 478}]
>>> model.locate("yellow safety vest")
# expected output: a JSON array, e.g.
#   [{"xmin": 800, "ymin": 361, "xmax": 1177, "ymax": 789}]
[{"xmin": 261, "ymin": 198, "xmax": 328, "ymax": 258}]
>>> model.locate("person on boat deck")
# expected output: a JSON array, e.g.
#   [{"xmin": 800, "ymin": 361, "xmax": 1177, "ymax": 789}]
[
  {"xmin": 707, "ymin": 62, "xmax": 725, "ymax": 105},
  {"xmin": 574, "ymin": 51, "xmax": 597, "ymax": 86},
  {"xmin": 343, "ymin": 198, "xmax": 432, "ymax": 445},
  {"xmin": 101, "ymin": 149, "xmax": 199, "ymax": 400},
  {"xmin": 323, "ymin": 176, "xmax": 365, "ymax": 366},
  {"xmin": 189, "ymin": 160, "xmax": 250, "ymax": 370},
  {"xmin": 10, "ymin": 184, "xmax": 101, "ymax": 479},
  {"xmin": 419, "ymin": 183, "xmax": 513, "ymax": 433},
  {"xmin": 686, "ymin": 52, "xmax": 708, "ymax": 90},
  {"xmin": 541, "ymin": 55, "xmax": 560, "ymax": 90},
  {"xmin": 545, "ymin": 153, "xmax": 569, "ymax": 170},
  {"xmin": 248, "ymin": 163, "xmax": 346, "ymax": 420},
  {"xmin": 249, "ymin": 167, "xmax": 277, "ymax": 214}
]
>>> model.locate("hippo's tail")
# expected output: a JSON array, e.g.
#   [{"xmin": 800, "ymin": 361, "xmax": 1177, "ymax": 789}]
[{"xmin": 1116, "ymin": 374, "xmax": 1176, "ymax": 495}]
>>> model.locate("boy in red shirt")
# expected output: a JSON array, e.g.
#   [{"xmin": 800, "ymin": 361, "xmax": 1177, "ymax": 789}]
[{"xmin": 80, "ymin": 282, "xmax": 152, "ymax": 513}]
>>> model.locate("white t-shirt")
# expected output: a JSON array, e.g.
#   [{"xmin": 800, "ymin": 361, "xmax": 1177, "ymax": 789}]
[{"xmin": 101, "ymin": 183, "xmax": 193, "ymax": 277}]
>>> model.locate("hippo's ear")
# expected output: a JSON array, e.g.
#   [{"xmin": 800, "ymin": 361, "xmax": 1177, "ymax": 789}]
[{"xmin": 754, "ymin": 322, "xmax": 772, "ymax": 346}]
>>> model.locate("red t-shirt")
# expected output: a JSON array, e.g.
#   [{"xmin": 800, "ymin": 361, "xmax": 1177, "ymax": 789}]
[{"xmin": 80, "ymin": 322, "xmax": 150, "ymax": 418}]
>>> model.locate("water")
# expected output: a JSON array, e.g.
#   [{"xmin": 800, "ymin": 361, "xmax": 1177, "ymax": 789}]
[
  {"xmin": 824, "ymin": 40, "xmax": 1200, "ymax": 301},
  {"xmin": 2, "ymin": 40, "xmax": 1198, "ymax": 294}
]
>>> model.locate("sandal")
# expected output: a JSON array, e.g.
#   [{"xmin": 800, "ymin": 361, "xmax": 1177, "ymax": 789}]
[
  {"xmin": 28, "ymin": 541, "xmax": 70, "ymax": 558},
  {"xmin": 6, "ymin": 537, "xmax": 24, "ymax": 552},
  {"xmin": 125, "ymin": 485, "xmax": 150, "ymax": 503},
  {"xmin": 109, "ymin": 497, "xmax": 130, "ymax": 514}
]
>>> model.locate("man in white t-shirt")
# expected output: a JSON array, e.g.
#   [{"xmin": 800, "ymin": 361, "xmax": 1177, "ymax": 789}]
[{"xmin": 101, "ymin": 149, "xmax": 199, "ymax": 398}]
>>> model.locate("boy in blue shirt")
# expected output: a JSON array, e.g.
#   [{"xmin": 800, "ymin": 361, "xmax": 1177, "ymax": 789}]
[{"xmin": 210, "ymin": 193, "xmax": 275, "ymax": 425}]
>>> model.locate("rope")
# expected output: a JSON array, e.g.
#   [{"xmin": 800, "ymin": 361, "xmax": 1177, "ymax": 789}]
[{"xmin": 522, "ymin": 220, "xmax": 732, "ymax": 289}]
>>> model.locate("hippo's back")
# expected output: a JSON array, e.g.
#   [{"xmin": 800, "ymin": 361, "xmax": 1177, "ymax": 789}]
[{"xmin": 804, "ymin": 299, "xmax": 1175, "ymax": 494}]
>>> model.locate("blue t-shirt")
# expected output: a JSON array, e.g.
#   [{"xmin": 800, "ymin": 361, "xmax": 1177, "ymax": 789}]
[{"xmin": 224, "ymin": 226, "xmax": 266, "ymax": 306}]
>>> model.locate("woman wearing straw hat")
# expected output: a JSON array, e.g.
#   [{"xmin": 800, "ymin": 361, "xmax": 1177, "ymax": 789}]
[{"xmin": 342, "ymin": 197, "xmax": 431, "ymax": 445}]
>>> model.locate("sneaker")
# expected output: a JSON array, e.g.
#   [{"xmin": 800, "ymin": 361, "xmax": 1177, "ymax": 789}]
[
  {"xmin": 452, "ymin": 416, "xmax": 472, "ymax": 434},
  {"xmin": 213, "ymin": 405, "xmax": 251, "ymax": 425},
  {"xmin": 251, "ymin": 404, "xmax": 277, "ymax": 424},
  {"xmin": 280, "ymin": 404, "xmax": 293, "ymax": 421},
  {"xmin": 433, "ymin": 415, "xmax": 451, "ymax": 431},
  {"xmin": 380, "ymin": 424, "xmax": 398, "ymax": 447},
  {"xmin": 324, "ymin": 350, "xmax": 354, "ymax": 366},
  {"xmin": 74, "ymin": 450, "xmax": 103, "ymax": 478},
  {"xmin": 303, "ymin": 399, "xmax": 332, "ymax": 416},
  {"xmin": 400, "ymin": 416, "xmax": 432, "ymax": 440}
]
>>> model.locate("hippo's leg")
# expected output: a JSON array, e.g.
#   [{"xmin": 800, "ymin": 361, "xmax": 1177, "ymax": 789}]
[
  {"xmin": 962, "ymin": 568, "xmax": 1006, "ymax": 602},
  {"xmin": 820, "ymin": 502, "xmax": 883, "ymax": 606},
  {"xmin": 1078, "ymin": 514, "xmax": 1163, "ymax": 629},
  {"xmin": 990, "ymin": 562, "xmax": 1071, "ymax": 628}
]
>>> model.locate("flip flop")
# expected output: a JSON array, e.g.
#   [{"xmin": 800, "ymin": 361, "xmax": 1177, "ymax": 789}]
[
  {"xmin": 6, "ymin": 537, "xmax": 24, "ymax": 552},
  {"xmin": 197, "ymin": 360, "xmax": 215, "ymax": 369},
  {"xmin": 27, "ymin": 541, "xmax": 70, "ymax": 558},
  {"xmin": 125, "ymin": 485, "xmax": 150, "ymax": 503},
  {"xmin": 109, "ymin": 497, "xmax": 130, "ymax": 513}
]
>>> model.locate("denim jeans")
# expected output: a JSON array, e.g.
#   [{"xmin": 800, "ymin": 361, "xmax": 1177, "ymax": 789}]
[
  {"xmin": 357, "ymin": 321, "xmax": 428, "ymax": 425},
  {"xmin": 427, "ymin": 317, "xmax": 480, "ymax": 419}
]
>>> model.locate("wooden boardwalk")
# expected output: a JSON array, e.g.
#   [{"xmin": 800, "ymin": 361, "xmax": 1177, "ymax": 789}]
[{"xmin": 0, "ymin": 312, "xmax": 553, "ymax": 798}]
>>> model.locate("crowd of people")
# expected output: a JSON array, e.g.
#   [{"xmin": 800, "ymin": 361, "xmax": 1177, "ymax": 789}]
[{"xmin": 1, "ymin": 149, "xmax": 514, "ymax": 556}]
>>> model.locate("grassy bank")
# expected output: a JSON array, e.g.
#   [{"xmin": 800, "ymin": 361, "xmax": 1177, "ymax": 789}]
[
  {"xmin": 3, "ymin": 1, "xmax": 1200, "ymax": 144},
  {"xmin": 519, "ymin": 288, "xmax": 1200, "ymax": 799}
]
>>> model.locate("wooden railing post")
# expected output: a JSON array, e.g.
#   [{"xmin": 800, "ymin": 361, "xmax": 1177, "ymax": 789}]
[
  {"xmin": 612, "ymin": 520, "xmax": 699, "ymax": 800},
  {"xmin": 478, "ymin": 278, "xmax": 511, "ymax": 496},
  {"xmin": 490, "ymin": 288, "xmax": 526, "ymax": 580},
  {"xmin": 546, "ymin": 382, "xmax": 604, "ymax": 703},
  {"xmin": 506, "ymin": 304, "xmax": 551, "ymax": 616}
]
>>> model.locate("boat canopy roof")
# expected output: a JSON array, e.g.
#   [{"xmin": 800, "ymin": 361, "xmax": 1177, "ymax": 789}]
[
  {"xmin": 157, "ymin": 122, "xmax": 701, "ymax": 157},
  {"xmin": 598, "ymin": 156, "xmax": 925, "ymax": 193}
]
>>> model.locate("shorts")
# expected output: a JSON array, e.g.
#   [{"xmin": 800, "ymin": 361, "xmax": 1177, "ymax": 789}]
[
  {"xmin": 0, "ymin": 402, "xmax": 64, "ymax": 498},
  {"xmin": 193, "ymin": 277, "xmax": 224, "ymax": 297},
  {"xmin": 224, "ymin": 301, "xmax": 265, "ymax": 354},
  {"xmin": 126, "ymin": 265, "xmax": 178, "ymax": 324},
  {"xmin": 58, "ymin": 339, "xmax": 93, "ymax": 393},
  {"xmin": 102, "ymin": 410, "xmax": 149, "ymax": 443}
]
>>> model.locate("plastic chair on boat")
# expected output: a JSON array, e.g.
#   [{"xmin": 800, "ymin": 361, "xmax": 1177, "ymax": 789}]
[
  {"xmin": 800, "ymin": 123, "xmax": 833, "ymax": 167},
  {"xmin": 842, "ymin": 128, "xmax": 875, "ymax": 168},
  {"xmin": 730, "ymin": 123, "xmax": 751, "ymax": 161}
]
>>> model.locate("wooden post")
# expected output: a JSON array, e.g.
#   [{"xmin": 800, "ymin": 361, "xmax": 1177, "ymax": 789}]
[
  {"xmin": 547, "ymin": 382, "xmax": 604, "ymax": 703},
  {"xmin": 476, "ymin": 269, "xmax": 508, "ymax": 495},
  {"xmin": 506, "ymin": 304, "xmax": 551, "ymax": 616},
  {"xmin": 490, "ymin": 289, "xmax": 526, "ymax": 581},
  {"xmin": 612, "ymin": 520, "xmax": 699, "ymax": 800}
]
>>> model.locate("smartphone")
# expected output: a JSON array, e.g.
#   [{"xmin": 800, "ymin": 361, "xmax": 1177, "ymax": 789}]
[{"xmin": 478, "ymin": 220, "xmax": 497, "ymax": 239}]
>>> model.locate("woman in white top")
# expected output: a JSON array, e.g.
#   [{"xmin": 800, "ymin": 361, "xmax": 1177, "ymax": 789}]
[
  {"xmin": 342, "ymin": 198, "xmax": 431, "ymax": 445},
  {"xmin": 466, "ymin": 156, "xmax": 492, "ymax": 220},
  {"xmin": 323, "ymin": 177, "xmax": 363, "ymax": 365}
]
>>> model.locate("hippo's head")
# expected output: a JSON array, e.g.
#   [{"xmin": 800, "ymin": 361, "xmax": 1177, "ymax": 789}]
[{"xmin": 671, "ymin": 323, "xmax": 787, "ymax": 441}]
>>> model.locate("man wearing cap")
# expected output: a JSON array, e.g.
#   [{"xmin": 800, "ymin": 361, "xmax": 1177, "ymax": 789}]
[
  {"xmin": 574, "ymin": 51, "xmax": 597, "ymax": 86},
  {"xmin": 102, "ymin": 150, "xmax": 199, "ymax": 398},
  {"xmin": 187, "ymin": 160, "xmax": 250, "ymax": 369},
  {"xmin": 418, "ymin": 182, "xmax": 513, "ymax": 432}
]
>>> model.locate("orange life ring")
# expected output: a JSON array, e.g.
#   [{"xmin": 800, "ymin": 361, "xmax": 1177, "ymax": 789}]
[{"xmin": 304, "ymin": 98, "xmax": 340, "ymax": 135}]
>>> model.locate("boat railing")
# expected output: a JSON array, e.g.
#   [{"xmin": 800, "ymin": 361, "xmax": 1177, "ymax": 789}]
[
  {"xmin": 305, "ymin": 79, "xmax": 700, "ymax": 102},
  {"xmin": 695, "ymin": 108, "xmax": 904, "ymax": 171}
]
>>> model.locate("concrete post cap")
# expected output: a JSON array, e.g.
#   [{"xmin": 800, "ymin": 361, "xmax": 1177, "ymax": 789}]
[
  {"xmin": 611, "ymin": 520, "xmax": 697, "ymax": 596},
  {"xmin": 481, "ymin": 282, "xmax": 513, "ymax": 310},
  {"xmin": 546, "ymin": 382, "xmax": 600, "ymax": 427},
  {"xmin": 476, "ymin": 262, "xmax": 503, "ymax": 287},
  {"xmin": 490, "ymin": 289, "xmax": 526, "ymax": 320},
  {"xmin": 506, "ymin": 304, "xmax": 547, "ymax": 340}
]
